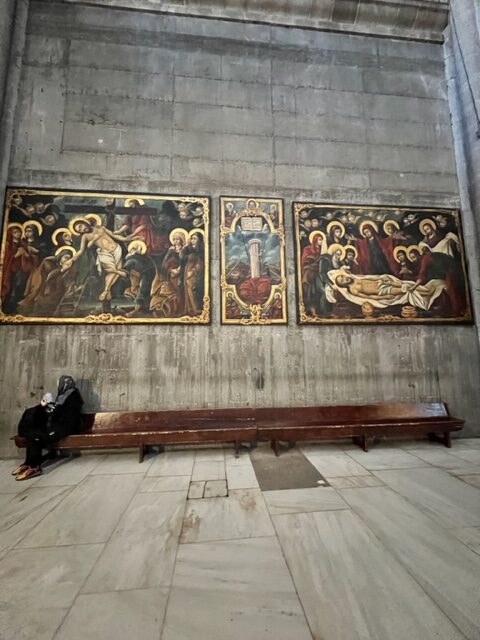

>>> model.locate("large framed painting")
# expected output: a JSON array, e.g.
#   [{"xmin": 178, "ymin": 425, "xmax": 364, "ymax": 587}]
[
  {"xmin": 220, "ymin": 196, "xmax": 287, "ymax": 324},
  {"xmin": 293, "ymin": 202, "xmax": 472, "ymax": 324},
  {"xmin": 0, "ymin": 187, "xmax": 210, "ymax": 324}
]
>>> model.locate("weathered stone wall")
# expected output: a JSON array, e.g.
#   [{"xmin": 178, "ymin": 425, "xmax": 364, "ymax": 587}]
[{"xmin": 1, "ymin": 0, "xmax": 479, "ymax": 455}]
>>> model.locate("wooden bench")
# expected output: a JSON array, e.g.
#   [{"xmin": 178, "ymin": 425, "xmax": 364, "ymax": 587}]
[
  {"xmin": 255, "ymin": 403, "xmax": 464, "ymax": 455},
  {"xmin": 13, "ymin": 408, "xmax": 257, "ymax": 462},
  {"xmin": 12, "ymin": 402, "xmax": 464, "ymax": 461}
]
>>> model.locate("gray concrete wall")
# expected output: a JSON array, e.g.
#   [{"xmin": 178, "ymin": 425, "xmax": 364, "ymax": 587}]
[
  {"xmin": 445, "ymin": 1, "xmax": 480, "ymax": 347},
  {"xmin": 1, "ymin": 0, "xmax": 479, "ymax": 455},
  {"xmin": 0, "ymin": 0, "xmax": 16, "ymax": 114}
]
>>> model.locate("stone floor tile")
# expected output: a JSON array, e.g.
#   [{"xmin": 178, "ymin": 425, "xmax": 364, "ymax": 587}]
[
  {"xmin": 454, "ymin": 438, "xmax": 480, "ymax": 449},
  {"xmin": 450, "ymin": 527, "xmax": 480, "ymax": 555},
  {"xmin": 456, "ymin": 474, "xmax": 480, "ymax": 488},
  {"xmin": 147, "ymin": 450, "xmax": 195, "ymax": 477},
  {"xmin": 374, "ymin": 467, "xmax": 480, "ymax": 528},
  {"xmin": 83, "ymin": 491, "xmax": 185, "ymax": 592},
  {"xmin": 225, "ymin": 463, "xmax": 259, "ymax": 489},
  {"xmin": 0, "ymin": 485, "xmax": 71, "ymax": 559},
  {"xmin": 204, "ymin": 479, "xmax": 228, "ymax": 497},
  {"xmin": 302, "ymin": 450, "xmax": 372, "ymax": 477},
  {"xmin": 300, "ymin": 443, "xmax": 344, "ymax": 454},
  {"xmin": 191, "ymin": 460, "xmax": 226, "ymax": 481},
  {"xmin": 328, "ymin": 475, "xmax": 384, "ymax": 489},
  {"xmin": 448, "ymin": 449, "xmax": 480, "ymax": 465},
  {"xmin": 17, "ymin": 474, "xmax": 142, "ymax": 547},
  {"xmin": 0, "ymin": 458, "xmax": 41, "ymax": 493},
  {"xmin": 180, "ymin": 488, "xmax": 274, "ymax": 543},
  {"xmin": 55, "ymin": 588, "xmax": 168, "ymax": 640},
  {"xmin": 341, "ymin": 486, "xmax": 480, "ymax": 639},
  {"xmin": 224, "ymin": 449, "xmax": 254, "ymax": 465},
  {"xmin": 90, "ymin": 452, "xmax": 153, "ymax": 474},
  {"xmin": 34, "ymin": 455, "xmax": 106, "ymax": 487},
  {"xmin": 162, "ymin": 537, "xmax": 312, "ymax": 640},
  {"xmin": 187, "ymin": 480, "xmax": 205, "ymax": 499},
  {"xmin": 407, "ymin": 448, "xmax": 480, "ymax": 470},
  {"xmin": 194, "ymin": 448, "xmax": 226, "ymax": 461},
  {"xmin": 274, "ymin": 509, "xmax": 464, "ymax": 640},
  {"xmin": 139, "ymin": 475, "xmax": 191, "ymax": 493},
  {"xmin": 346, "ymin": 448, "xmax": 428, "ymax": 470},
  {"xmin": 264, "ymin": 487, "xmax": 349, "ymax": 515},
  {"xmin": 0, "ymin": 544, "xmax": 103, "ymax": 640}
]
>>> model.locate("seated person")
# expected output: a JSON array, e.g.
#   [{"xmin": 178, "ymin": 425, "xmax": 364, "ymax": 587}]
[{"xmin": 12, "ymin": 375, "xmax": 84, "ymax": 481}]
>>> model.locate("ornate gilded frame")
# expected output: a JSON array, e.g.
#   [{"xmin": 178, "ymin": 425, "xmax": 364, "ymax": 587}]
[
  {"xmin": 220, "ymin": 196, "xmax": 287, "ymax": 325},
  {"xmin": 0, "ymin": 187, "xmax": 211, "ymax": 324},
  {"xmin": 293, "ymin": 202, "xmax": 473, "ymax": 325}
]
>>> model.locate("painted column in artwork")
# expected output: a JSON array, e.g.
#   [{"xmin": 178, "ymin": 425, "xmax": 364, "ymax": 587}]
[{"xmin": 248, "ymin": 239, "xmax": 261, "ymax": 279}]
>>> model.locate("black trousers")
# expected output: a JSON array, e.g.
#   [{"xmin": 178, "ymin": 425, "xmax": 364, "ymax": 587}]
[
  {"xmin": 18, "ymin": 406, "xmax": 56, "ymax": 468},
  {"xmin": 24, "ymin": 427, "xmax": 57, "ymax": 467}
]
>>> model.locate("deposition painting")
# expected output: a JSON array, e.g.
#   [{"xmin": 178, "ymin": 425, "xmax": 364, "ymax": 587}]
[
  {"xmin": 294, "ymin": 203, "xmax": 472, "ymax": 324},
  {"xmin": 0, "ymin": 188, "xmax": 210, "ymax": 324},
  {"xmin": 220, "ymin": 197, "xmax": 287, "ymax": 324}
]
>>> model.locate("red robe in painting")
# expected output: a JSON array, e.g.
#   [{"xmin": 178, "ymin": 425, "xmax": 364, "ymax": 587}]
[
  {"xmin": 356, "ymin": 230, "xmax": 391, "ymax": 275},
  {"xmin": 379, "ymin": 235, "xmax": 400, "ymax": 274},
  {"xmin": 1, "ymin": 233, "xmax": 25, "ymax": 298},
  {"xmin": 132, "ymin": 212, "xmax": 169, "ymax": 255}
]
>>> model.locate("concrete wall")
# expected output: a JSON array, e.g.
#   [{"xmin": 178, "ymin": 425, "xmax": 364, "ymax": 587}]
[
  {"xmin": 445, "ymin": 0, "xmax": 480, "ymax": 348},
  {"xmin": 1, "ymin": 0, "xmax": 479, "ymax": 455},
  {"xmin": 0, "ymin": 0, "xmax": 16, "ymax": 114}
]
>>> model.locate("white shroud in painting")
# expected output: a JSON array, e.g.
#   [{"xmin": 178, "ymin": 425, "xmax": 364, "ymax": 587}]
[{"xmin": 327, "ymin": 268, "xmax": 447, "ymax": 311}]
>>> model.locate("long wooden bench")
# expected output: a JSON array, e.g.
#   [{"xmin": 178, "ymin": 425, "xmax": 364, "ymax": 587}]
[
  {"xmin": 255, "ymin": 403, "xmax": 464, "ymax": 455},
  {"xmin": 12, "ymin": 402, "xmax": 464, "ymax": 461},
  {"xmin": 13, "ymin": 408, "xmax": 257, "ymax": 462}
]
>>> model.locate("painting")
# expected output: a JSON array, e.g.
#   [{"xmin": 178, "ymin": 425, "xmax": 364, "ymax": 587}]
[
  {"xmin": 0, "ymin": 187, "xmax": 210, "ymax": 324},
  {"xmin": 293, "ymin": 202, "xmax": 472, "ymax": 324},
  {"xmin": 220, "ymin": 197, "xmax": 287, "ymax": 324}
]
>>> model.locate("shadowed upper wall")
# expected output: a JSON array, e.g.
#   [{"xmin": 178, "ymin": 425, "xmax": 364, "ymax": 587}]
[{"xmin": 0, "ymin": 0, "xmax": 479, "ymax": 455}]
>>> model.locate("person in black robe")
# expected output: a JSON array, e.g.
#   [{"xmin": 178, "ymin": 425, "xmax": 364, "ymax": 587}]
[{"xmin": 12, "ymin": 375, "xmax": 84, "ymax": 480}]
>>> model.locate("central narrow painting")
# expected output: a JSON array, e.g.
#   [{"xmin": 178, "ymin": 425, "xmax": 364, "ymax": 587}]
[
  {"xmin": 0, "ymin": 188, "xmax": 210, "ymax": 324},
  {"xmin": 220, "ymin": 197, "xmax": 287, "ymax": 325}
]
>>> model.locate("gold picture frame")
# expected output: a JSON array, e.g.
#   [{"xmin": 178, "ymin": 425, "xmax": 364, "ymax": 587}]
[
  {"xmin": 0, "ymin": 187, "xmax": 210, "ymax": 324},
  {"xmin": 293, "ymin": 202, "xmax": 473, "ymax": 324},
  {"xmin": 220, "ymin": 196, "xmax": 287, "ymax": 325}
]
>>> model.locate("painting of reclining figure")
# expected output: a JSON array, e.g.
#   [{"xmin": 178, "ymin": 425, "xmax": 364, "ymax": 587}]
[
  {"xmin": 294, "ymin": 202, "xmax": 472, "ymax": 324},
  {"xmin": 0, "ymin": 188, "xmax": 210, "ymax": 324},
  {"xmin": 220, "ymin": 197, "xmax": 287, "ymax": 324}
]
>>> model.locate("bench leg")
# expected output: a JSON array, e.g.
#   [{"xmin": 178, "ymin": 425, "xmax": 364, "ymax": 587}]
[
  {"xmin": 139, "ymin": 445, "xmax": 146, "ymax": 463},
  {"xmin": 353, "ymin": 436, "xmax": 373, "ymax": 452},
  {"xmin": 234, "ymin": 440, "xmax": 240, "ymax": 458},
  {"xmin": 428, "ymin": 432, "xmax": 452, "ymax": 448},
  {"xmin": 271, "ymin": 439, "xmax": 280, "ymax": 457}
]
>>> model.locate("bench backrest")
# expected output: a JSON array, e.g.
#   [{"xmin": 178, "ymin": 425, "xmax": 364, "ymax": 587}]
[
  {"xmin": 254, "ymin": 403, "xmax": 449, "ymax": 425},
  {"xmin": 80, "ymin": 402, "xmax": 449, "ymax": 434},
  {"xmin": 82, "ymin": 407, "xmax": 256, "ymax": 433}
]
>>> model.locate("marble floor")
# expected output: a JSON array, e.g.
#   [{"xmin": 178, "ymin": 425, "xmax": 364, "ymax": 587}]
[{"xmin": 1, "ymin": 438, "xmax": 480, "ymax": 640}]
